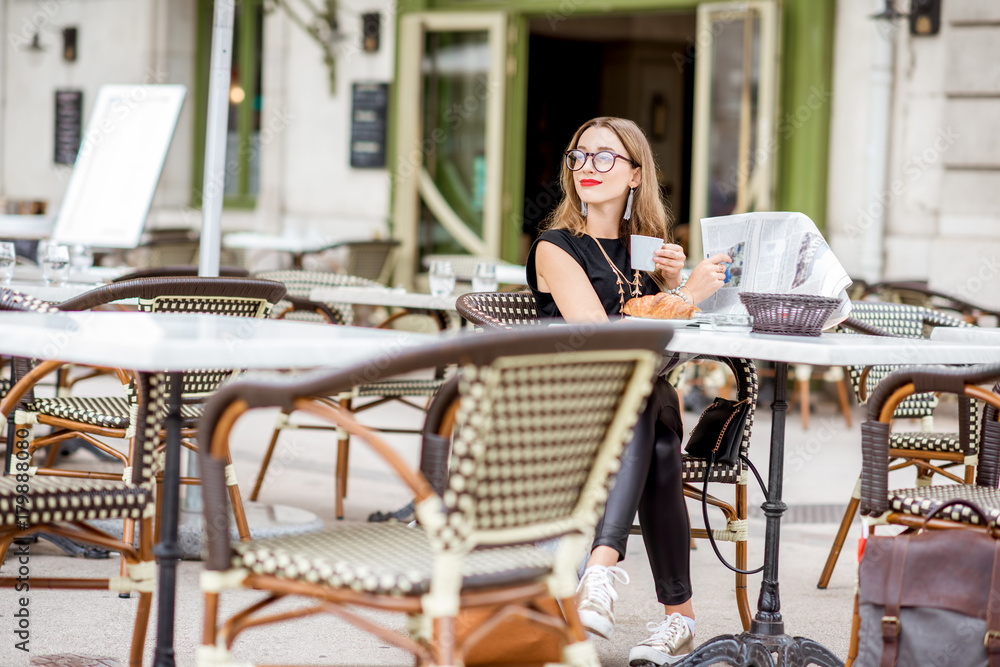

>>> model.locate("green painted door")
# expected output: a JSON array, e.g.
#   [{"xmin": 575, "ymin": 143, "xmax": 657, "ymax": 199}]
[{"xmin": 393, "ymin": 12, "xmax": 508, "ymax": 283}]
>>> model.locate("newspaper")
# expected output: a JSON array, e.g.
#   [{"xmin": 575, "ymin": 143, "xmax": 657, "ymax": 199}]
[{"xmin": 696, "ymin": 212, "xmax": 853, "ymax": 328}]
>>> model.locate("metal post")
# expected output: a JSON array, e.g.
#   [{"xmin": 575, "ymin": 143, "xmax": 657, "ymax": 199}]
[{"xmin": 198, "ymin": 0, "xmax": 235, "ymax": 278}]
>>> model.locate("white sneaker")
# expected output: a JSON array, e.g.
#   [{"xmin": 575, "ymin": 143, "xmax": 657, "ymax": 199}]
[
  {"xmin": 576, "ymin": 564, "xmax": 629, "ymax": 639},
  {"xmin": 628, "ymin": 613, "xmax": 695, "ymax": 665}
]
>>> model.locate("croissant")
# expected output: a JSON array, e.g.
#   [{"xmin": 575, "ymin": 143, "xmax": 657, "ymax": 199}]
[{"xmin": 624, "ymin": 293, "xmax": 701, "ymax": 319}]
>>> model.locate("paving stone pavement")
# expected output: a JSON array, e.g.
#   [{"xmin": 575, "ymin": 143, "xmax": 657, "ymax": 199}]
[{"xmin": 0, "ymin": 377, "xmax": 961, "ymax": 666}]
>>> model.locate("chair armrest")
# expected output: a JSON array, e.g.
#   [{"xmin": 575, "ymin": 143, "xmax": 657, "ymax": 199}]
[{"xmin": 275, "ymin": 295, "xmax": 341, "ymax": 324}]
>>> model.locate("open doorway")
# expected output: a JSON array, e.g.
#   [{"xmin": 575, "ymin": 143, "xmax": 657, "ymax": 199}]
[{"xmin": 521, "ymin": 12, "xmax": 698, "ymax": 257}]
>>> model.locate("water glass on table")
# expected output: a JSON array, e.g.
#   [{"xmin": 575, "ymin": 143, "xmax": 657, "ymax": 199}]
[
  {"xmin": 70, "ymin": 244, "xmax": 94, "ymax": 273},
  {"xmin": 429, "ymin": 261, "xmax": 456, "ymax": 297},
  {"xmin": 42, "ymin": 244, "xmax": 70, "ymax": 286},
  {"xmin": 472, "ymin": 262, "xmax": 498, "ymax": 293},
  {"xmin": 0, "ymin": 242, "xmax": 15, "ymax": 285}
]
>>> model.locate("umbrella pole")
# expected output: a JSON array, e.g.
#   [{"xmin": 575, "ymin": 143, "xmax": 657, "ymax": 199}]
[{"xmin": 198, "ymin": 0, "xmax": 235, "ymax": 278}]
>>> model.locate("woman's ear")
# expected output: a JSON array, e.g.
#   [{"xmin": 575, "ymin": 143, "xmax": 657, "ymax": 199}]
[{"xmin": 629, "ymin": 167, "xmax": 642, "ymax": 189}]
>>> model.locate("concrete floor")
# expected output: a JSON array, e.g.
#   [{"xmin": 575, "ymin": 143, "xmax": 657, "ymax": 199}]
[{"xmin": 1, "ymin": 374, "xmax": 962, "ymax": 666}]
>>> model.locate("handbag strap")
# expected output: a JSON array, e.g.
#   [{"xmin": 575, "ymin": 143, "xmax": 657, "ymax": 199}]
[
  {"xmin": 987, "ymin": 540, "xmax": 1000, "ymax": 666},
  {"xmin": 699, "ymin": 454, "xmax": 764, "ymax": 576},
  {"xmin": 880, "ymin": 537, "xmax": 910, "ymax": 667}
]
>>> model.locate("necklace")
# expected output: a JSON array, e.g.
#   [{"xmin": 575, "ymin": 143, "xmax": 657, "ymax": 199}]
[{"xmin": 588, "ymin": 234, "xmax": 643, "ymax": 318}]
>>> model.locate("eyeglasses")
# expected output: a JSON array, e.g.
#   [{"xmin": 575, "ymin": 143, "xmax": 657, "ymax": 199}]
[{"xmin": 564, "ymin": 149, "xmax": 637, "ymax": 173}]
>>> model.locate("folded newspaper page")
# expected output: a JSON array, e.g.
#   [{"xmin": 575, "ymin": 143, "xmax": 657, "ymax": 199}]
[{"xmin": 696, "ymin": 212, "xmax": 853, "ymax": 328}]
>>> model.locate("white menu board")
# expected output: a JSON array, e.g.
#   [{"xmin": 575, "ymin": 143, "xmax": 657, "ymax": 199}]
[{"xmin": 52, "ymin": 84, "xmax": 186, "ymax": 248}]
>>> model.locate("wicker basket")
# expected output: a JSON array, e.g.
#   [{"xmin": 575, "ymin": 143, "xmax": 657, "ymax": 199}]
[{"xmin": 739, "ymin": 292, "xmax": 841, "ymax": 336}]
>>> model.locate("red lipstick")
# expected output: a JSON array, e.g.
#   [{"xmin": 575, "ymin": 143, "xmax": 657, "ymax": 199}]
[{"xmin": 579, "ymin": 179, "xmax": 601, "ymax": 187}]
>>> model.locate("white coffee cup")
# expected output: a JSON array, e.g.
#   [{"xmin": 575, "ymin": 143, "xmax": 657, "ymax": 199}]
[{"xmin": 630, "ymin": 235, "xmax": 663, "ymax": 272}]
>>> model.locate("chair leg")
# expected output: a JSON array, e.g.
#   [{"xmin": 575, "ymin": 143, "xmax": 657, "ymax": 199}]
[
  {"xmin": 226, "ymin": 455, "xmax": 252, "ymax": 541},
  {"xmin": 435, "ymin": 616, "xmax": 456, "ymax": 666},
  {"xmin": 335, "ymin": 397, "xmax": 352, "ymax": 520},
  {"xmin": 817, "ymin": 494, "xmax": 860, "ymax": 589},
  {"xmin": 836, "ymin": 376, "xmax": 853, "ymax": 428},
  {"xmin": 735, "ymin": 482, "xmax": 750, "ymax": 631},
  {"xmin": 250, "ymin": 411, "xmax": 288, "ymax": 502},
  {"xmin": 119, "ymin": 518, "xmax": 136, "ymax": 599},
  {"xmin": 129, "ymin": 516, "xmax": 154, "ymax": 667}
]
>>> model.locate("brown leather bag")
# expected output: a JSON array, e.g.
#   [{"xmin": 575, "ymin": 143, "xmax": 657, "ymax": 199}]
[
  {"xmin": 852, "ymin": 500, "xmax": 1000, "ymax": 667},
  {"xmin": 453, "ymin": 597, "xmax": 566, "ymax": 666}
]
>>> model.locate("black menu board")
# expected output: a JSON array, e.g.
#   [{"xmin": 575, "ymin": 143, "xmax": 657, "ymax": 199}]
[
  {"xmin": 54, "ymin": 90, "xmax": 83, "ymax": 165},
  {"xmin": 350, "ymin": 82, "xmax": 388, "ymax": 168}
]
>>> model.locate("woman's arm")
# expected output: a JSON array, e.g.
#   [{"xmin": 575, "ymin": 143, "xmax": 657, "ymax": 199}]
[{"xmin": 534, "ymin": 241, "xmax": 610, "ymax": 324}]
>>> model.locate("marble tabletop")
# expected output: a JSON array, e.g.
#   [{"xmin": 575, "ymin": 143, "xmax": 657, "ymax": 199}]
[
  {"xmin": 0, "ymin": 311, "xmax": 435, "ymax": 371},
  {"xmin": 623, "ymin": 320, "xmax": 1000, "ymax": 366}
]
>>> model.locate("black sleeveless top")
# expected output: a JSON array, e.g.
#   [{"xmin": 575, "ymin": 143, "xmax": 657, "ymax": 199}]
[{"xmin": 526, "ymin": 229, "xmax": 661, "ymax": 319}]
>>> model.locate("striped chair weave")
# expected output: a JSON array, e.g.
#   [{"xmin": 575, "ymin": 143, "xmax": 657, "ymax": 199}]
[
  {"xmin": 455, "ymin": 292, "xmax": 542, "ymax": 329},
  {"xmin": 436, "ymin": 352, "xmax": 649, "ymax": 548},
  {"xmin": 680, "ymin": 356, "xmax": 758, "ymax": 484},
  {"xmin": 0, "ymin": 478, "xmax": 151, "ymax": 526},
  {"xmin": 255, "ymin": 270, "xmax": 381, "ymax": 325},
  {"xmin": 843, "ymin": 301, "xmax": 978, "ymax": 455},
  {"xmin": 232, "ymin": 524, "xmax": 553, "ymax": 595},
  {"xmin": 28, "ymin": 396, "xmax": 202, "ymax": 430},
  {"xmin": 887, "ymin": 485, "xmax": 1000, "ymax": 529},
  {"xmin": 843, "ymin": 302, "xmax": 972, "ymax": 417},
  {"xmin": 351, "ymin": 378, "xmax": 445, "ymax": 399}
]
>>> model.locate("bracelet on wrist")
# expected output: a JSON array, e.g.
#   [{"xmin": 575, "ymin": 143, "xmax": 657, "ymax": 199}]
[{"xmin": 668, "ymin": 286, "xmax": 692, "ymax": 304}]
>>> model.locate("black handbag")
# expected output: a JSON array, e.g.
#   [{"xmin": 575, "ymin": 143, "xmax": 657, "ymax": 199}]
[
  {"xmin": 684, "ymin": 396, "xmax": 752, "ymax": 467},
  {"xmin": 684, "ymin": 395, "xmax": 762, "ymax": 576}
]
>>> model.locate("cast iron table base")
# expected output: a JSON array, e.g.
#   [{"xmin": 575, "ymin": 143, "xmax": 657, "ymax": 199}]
[{"xmin": 675, "ymin": 363, "xmax": 844, "ymax": 667}]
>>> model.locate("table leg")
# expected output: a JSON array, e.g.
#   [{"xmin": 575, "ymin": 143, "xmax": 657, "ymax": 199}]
[
  {"xmin": 674, "ymin": 362, "xmax": 843, "ymax": 667},
  {"xmin": 153, "ymin": 372, "xmax": 182, "ymax": 667}
]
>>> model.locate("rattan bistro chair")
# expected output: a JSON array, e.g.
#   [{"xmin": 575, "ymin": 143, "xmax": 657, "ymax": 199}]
[
  {"xmin": 816, "ymin": 301, "xmax": 978, "ymax": 588},
  {"xmin": 846, "ymin": 366, "xmax": 1000, "ymax": 664},
  {"xmin": 456, "ymin": 291, "xmax": 758, "ymax": 630},
  {"xmin": 250, "ymin": 269, "xmax": 449, "ymax": 518},
  {"xmin": 0, "ymin": 299, "xmax": 164, "ymax": 667},
  {"xmin": 8, "ymin": 278, "xmax": 287, "ymax": 543},
  {"xmin": 196, "ymin": 325, "xmax": 669, "ymax": 667}
]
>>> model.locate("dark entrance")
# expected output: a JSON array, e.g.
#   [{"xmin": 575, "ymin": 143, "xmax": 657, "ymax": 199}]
[{"xmin": 521, "ymin": 12, "xmax": 698, "ymax": 256}]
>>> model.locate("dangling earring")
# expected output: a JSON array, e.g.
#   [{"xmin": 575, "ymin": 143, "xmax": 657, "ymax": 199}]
[
  {"xmin": 581, "ymin": 200, "xmax": 588, "ymax": 217},
  {"xmin": 623, "ymin": 187, "xmax": 635, "ymax": 221}
]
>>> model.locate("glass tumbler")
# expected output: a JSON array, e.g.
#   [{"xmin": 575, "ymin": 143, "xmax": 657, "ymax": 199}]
[
  {"xmin": 428, "ymin": 261, "xmax": 456, "ymax": 297},
  {"xmin": 42, "ymin": 244, "xmax": 71, "ymax": 286},
  {"xmin": 0, "ymin": 242, "xmax": 16, "ymax": 285},
  {"xmin": 472, "ymin": 262, "xmax": 498, "ymax": 293},
  {"xmin": 70, "ymin": 244, "xmax": 94, "ymax": 273}
]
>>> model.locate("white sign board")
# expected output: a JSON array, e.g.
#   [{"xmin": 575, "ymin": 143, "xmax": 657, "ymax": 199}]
[{"xmin": 52, "ymin": 84, "xmax": 186, "ymax": 248}]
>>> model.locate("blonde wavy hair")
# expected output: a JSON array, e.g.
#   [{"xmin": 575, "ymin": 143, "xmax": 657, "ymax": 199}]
[{"xmin": 543, "ymin": 117, "xmax": 672, "ymax": 244}]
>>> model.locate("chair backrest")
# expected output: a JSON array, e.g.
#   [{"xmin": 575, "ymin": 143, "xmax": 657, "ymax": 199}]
[
  {"xmin": 59, "ymin": 277, "xmax": 287, "ymax": 400},
  {"xmin": 198, "ymin": 325, "xmax": 671, "ymax": 563},
  {"xmin": 843, "ymin": 301, "xmax": 978, "ymax": 440},
  {"xmin": 456, "ymin": 292, "xmax": 543, "ymax": 329},
  {"xmin": 0, "ymin": 288, "xmax": 61, "ymax": 314},
  {"xmin": 112, "ymin": 265, "xmax": 250, "ymax": 282},
  {"xmin": 254, "ymin": 269, "xmax": 380, "ymax": 325},
  {"xmin": 681, "ymin": 356, "xmax": 759, "ymax": 470},
  {"xmin": 339, "ymin": 240, "xmax": 400, "ymax": 284}
]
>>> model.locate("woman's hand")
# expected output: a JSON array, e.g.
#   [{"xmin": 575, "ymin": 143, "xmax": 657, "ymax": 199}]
[
  {"xmin": 681, "ymin": 253, "xmax": 733, "ymax": 305},
  {"xmin": 653, "ymin": 243, "xmax": 686, "ymax": 290}
]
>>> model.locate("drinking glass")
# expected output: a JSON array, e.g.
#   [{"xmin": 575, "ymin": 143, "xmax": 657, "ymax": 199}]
[
  {"xmin": 0, "ymin": 242, "xmax": 16, "ymax": 285},
  {"xmin": 428, "ymin": 261, "xmax": 456, "ymax": 297},
  {"xmin": 70, "ymin": 244, "xmax": 94, "ymax": 273},
  {"xmin": 472, "ymin": 262, "xmax": 498, "ymax": 293},
  {"xmin": 42, "ymin": 244, "xmax": 70, "ymax": 286}
]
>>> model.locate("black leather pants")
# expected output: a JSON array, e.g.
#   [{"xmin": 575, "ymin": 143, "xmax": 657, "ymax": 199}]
[{"xmin": 592, "ymin": 377, "xmax": 692, "ymax": 606}]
